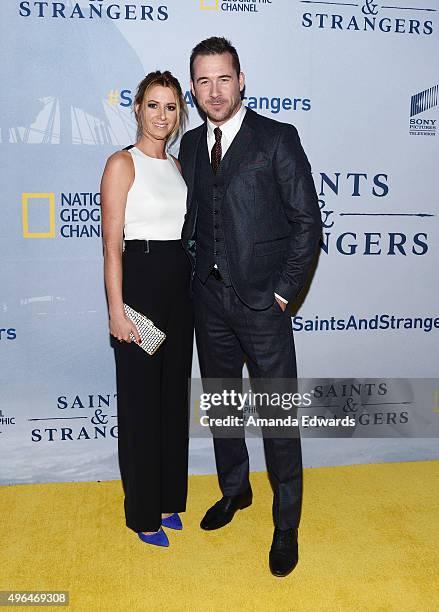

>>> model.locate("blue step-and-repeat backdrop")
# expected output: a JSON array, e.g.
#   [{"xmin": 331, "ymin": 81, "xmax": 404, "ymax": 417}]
[{"xmin": 1, "ymin": 0, "xmax": 438, "ymax": 484}]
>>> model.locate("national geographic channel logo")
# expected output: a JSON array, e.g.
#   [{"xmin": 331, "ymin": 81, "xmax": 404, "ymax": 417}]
[
  {"xmin": 21, "ymin": 192, "xmax": 101, "ymax": 239},
  {"xmin": 200, "ymin": 0, "xmax": 273, "ymax": 14}
]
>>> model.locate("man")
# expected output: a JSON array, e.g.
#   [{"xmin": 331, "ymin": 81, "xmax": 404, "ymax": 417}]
[{"xmin": 179, "ymin": 37, "xmax": 322, "ymax": 577}]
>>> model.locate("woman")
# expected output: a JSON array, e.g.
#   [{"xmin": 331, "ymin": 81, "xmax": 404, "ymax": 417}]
[{"xmin": 100, "ymin": 71, "xmax": 194, "ymax": 547}]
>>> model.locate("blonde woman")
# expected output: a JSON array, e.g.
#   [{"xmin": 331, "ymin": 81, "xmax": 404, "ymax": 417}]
[{"xmin": 101, "ymin": 71, "xmax": 193, "ymax": 547}]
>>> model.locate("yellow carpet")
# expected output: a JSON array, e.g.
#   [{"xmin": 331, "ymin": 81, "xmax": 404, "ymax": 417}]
[{"xmin": 1, "ymin": 462, "xmax": 438, "ymax": 611}]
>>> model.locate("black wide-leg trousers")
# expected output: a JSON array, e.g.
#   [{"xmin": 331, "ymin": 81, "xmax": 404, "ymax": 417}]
[
  {"xmin": 112, "ymin": 240, "xmax": 194, "ymax": 533},
  {"xmin": 193, "ymin": 273, "xmax": 303, "ymax": 531}
]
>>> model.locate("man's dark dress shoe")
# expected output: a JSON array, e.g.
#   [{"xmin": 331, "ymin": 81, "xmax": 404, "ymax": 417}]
[
  {"xmin": 269, "ymin": 527, "xmax": 299, "ymax": 577},
  {"xmin": 200, "ymin": 489, "xmax": 253, "ymax": 530}
]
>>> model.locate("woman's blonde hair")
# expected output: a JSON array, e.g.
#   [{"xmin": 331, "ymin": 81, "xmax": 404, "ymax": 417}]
[{"xmin": 134, "ymin": 70, "xmax": 188, "ymax": 145}]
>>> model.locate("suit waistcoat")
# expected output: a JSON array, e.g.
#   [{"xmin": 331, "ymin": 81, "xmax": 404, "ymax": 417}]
[{"xmin": 193, "ymin": 139, "xmax": 231, "ymax": 285}]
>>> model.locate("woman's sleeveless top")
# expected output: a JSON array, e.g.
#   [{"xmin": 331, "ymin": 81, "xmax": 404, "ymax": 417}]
[{"xmin": 123, "ymin": 146, "xmax": 187, "ymax": 240}]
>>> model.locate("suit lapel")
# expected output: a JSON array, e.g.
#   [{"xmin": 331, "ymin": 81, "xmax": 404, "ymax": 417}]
[
  {"xmin": 185, "ymin": 123, "xmax": 206, "ymax": 209},
  {"xmin": 217, "ymin": 111, "xmax": 256, "ymax": 190}
]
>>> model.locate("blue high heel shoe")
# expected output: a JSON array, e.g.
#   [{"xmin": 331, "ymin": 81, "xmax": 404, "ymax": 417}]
[
  {"xmin": 137, "ymin": 528, "xmax": 169, "ymax": 547},
  {"xmin": 161, "ymin": 513, "xmax": 183, "ymax": 530}
]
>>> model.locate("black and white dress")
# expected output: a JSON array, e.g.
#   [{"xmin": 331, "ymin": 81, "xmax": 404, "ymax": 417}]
[{"xmin": 112, "ymin": 145, "xmax": 193, "ymax": 533}]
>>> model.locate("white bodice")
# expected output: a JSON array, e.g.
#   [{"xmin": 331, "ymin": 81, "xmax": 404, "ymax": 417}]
[{"xmin": 124, "ymin": 146, "xmax": 187, "ymax": 240}]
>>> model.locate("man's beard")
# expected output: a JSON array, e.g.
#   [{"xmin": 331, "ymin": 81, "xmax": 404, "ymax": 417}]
[{"xmin": 203, "ymin": 97, "xmax": 241, "ymax": 124}]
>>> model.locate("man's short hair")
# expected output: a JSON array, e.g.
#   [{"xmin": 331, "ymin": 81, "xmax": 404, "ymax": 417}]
[{"xmin": 190, "ymin": 36, "xmax": 241, "ymax": 80}]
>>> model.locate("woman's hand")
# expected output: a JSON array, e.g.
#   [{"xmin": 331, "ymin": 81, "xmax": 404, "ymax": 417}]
[{"xmin": 110, "ymin": 313, "xmax": 142, "ymax": 344}]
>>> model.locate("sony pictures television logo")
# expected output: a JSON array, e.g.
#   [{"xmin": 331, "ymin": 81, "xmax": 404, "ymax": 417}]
[
  {"xmin": 301, "ymin": 0, "xmax": 435, "ymax": 35},
  {"xmin": 409, "ymin": 84, "xmax": 438, "ymax": 136}
]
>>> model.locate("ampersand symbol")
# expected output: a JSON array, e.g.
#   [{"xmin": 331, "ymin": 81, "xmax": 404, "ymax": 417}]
[
  {"xmin": 319, "ymin": 199, "xmax": 334, "ymax": 229},
  {"xmin": 362, "ymin": 0, "xmax": 379, "ymax": 15},
  {"xmin": 91, "ymin": 409, "xmax": 108, "ymax": 425},
  {"xmin": 343, "ymin": 397, "xmax": 358, "ymax": 413}
]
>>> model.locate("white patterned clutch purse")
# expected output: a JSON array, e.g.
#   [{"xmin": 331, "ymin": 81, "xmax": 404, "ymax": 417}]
[{"xmin": 123, "ymin": 303, "xmax": 166, "ymax": 356}]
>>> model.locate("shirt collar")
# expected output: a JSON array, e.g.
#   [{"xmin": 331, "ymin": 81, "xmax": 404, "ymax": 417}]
[{"xmin": 206, "ymin": 104, "xmax": 247, "ymax": 141}]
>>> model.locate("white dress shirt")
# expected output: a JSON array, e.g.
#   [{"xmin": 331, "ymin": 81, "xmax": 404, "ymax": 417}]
[
  {"xmin": 207, "ymin": 103, "xmax": 247, "ymax": 162},
  {"xmin": 207, "ymin": 105, "xmax": 288, "ymax": 305}
]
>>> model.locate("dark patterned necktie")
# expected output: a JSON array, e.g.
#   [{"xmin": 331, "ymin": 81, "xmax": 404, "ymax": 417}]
[{"xmin": 211, "ymin": 127, "xmax": 222, "ymax": 174}]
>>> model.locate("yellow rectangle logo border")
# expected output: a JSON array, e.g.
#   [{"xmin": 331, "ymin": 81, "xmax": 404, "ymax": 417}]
[
  {"xmin": 22, "ymin": 193, "xmax": 56, "ymax": 238},
  {"xmin": 200, "ymin": 0, "xmax": 219, "ymax": 10}
]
